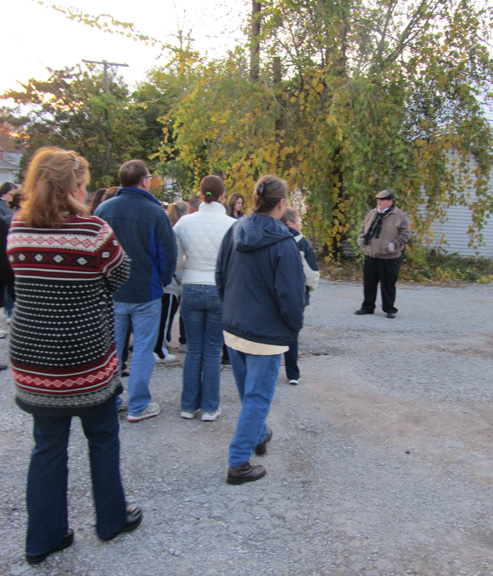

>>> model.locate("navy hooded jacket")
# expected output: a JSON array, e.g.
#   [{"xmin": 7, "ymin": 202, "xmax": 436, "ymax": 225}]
[
  {"xmin": 95, "ymin": 187, "xmax": 177, "ymax": 303},
  {"xmin": 216, "ymin": 212, "xmax": 305, "ymax": 346}
]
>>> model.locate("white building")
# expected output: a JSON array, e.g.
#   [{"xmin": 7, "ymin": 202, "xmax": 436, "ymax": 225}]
[{"xmin": 0, "ymin": 148, "xmax": 21, "ymax": 185}]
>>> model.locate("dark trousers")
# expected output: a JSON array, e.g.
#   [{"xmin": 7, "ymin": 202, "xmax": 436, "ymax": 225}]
[
  {"xmin": 362, "ymin": 256, "xmax": 402, "ymax": 313},
  {"xmin": 179, "ymin": 313, "xmax": 186, "ymax": 345},
  {"xmin": 284, "ymin": 341, "xmax": 300, "ymax": 380},
  {"xmin": 26, "ymin": 399, "xmax": 127, "ymax": 555},
  {"xmin": 154, "ymin": 293, "xmax": 180, "ymax": 358}
]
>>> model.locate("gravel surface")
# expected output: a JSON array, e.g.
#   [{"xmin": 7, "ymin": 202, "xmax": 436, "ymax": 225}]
[{"xmin": 1, "ymin": 279, "xmax": 492, "ymax": 576}]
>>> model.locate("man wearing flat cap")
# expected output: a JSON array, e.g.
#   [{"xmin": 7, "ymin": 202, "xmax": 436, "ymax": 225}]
[{"xmin": 355, "ymin": 190, "xmax": 411, "ymax": 319}]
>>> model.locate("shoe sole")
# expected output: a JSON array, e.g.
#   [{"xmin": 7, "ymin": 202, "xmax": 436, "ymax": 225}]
[
  {"xmin": 201, "ymin": 408, "xmax": 222, "ymax": 422},
  {"xmin": 100, "ymin": 508, "xmax": 143, "ymax": 541},
  {"xmin": 127, "ymin": 411, "xmax": 160, "ymax": 423},
  {"xmin": 26, "ymin": 530, "xmax": 74, "ymax": 564},
  {"xmin": 227, "ymin": 468, "xmax": 267, "ymax": 485},
  {"xmin": 181, "ymin": 409, "xmax": 200, "ymax": 419}
]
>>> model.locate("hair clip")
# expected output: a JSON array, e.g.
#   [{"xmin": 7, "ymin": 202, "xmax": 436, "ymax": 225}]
[
  {"xmin": 257, "ymin": 182, "xmax": 265, "ymax": 196},
  {"xmin": 205, "ymin": 191, "xmax": 212, "ymax": 196},
  {"xmin": 67, "ymin": 152, "xmax": 79, "ymax": 171}
]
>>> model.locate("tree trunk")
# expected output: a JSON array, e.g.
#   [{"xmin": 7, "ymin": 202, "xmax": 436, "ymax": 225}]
[{"xmin": 250, "ymin": 1, "xmax": 261, "ymax": 81}]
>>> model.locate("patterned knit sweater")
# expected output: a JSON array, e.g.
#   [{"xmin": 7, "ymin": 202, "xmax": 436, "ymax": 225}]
[{"xmin": 7, "ymin": 214, "xmax": 130, "ymax": 416}]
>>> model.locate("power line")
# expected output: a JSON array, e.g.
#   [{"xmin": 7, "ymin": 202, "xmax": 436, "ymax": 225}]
[{"xmin": 82, "ymin": 59, "xmax": 128, "ymax": 93}]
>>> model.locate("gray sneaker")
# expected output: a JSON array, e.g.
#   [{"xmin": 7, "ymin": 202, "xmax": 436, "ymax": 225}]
[
  {"xmin": 127, "ymin": 402, "xmax": 160, "ymax": 423},
  {"xmin": 201, "ymin": 407, "xmax": 222, "ymax": 422},
  {"xmin": 181, "ymin": 409, "xmax": 200, "ymax": 419}
]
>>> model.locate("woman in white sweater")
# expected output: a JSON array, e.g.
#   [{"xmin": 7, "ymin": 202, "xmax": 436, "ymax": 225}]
[{"xmin": 173, "ymin": 176, "xmax": 235, "ymax": 421}]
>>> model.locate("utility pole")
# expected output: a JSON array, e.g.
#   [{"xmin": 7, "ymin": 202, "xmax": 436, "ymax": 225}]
[{"xmin": 82, "ymin": 59, "xmax": 128, "ymax": 176}]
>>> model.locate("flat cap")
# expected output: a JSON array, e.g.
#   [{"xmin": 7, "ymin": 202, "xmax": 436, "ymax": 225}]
[{"xmin": 376, "ymin": 189, "xmax": 395, "ymax": 200}]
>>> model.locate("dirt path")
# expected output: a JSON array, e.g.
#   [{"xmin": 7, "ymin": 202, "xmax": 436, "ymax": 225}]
[{"xmin": 1, "ymin": 280, "xmax": 492, "ymax": 575}]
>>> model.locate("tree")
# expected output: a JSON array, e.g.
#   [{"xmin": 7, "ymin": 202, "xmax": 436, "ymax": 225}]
[
  {"xmin": 13, "ymin": 0, "xmax": 493, "ymax": 257},
  {"xmin": 1, "ymin": 65, "xmax": 146, "ymax": 188},
  {"xmin": 159, "ymin": 0, "xmax": 493, "ymax": 256},
  {"xmin": 252, "ymin": 0, "xmax": 493, "ymax": 254}
]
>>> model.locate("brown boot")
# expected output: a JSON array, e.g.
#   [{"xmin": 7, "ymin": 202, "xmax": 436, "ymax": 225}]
[
  {"xmin": 227, "ymin": 461, "xmax": 266, "ymax": 485},
  {"xmin": 255, "ymin": 427, "xmax": 273, "ymax": 456}
]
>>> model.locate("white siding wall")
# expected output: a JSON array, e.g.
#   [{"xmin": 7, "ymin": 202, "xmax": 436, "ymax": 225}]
[
  {"xmin": 426, "ymin": 149, "xmax": 493, "ymax": 257},
  {"xmin": 428, "ymin": 202, "xmax": 493, "ymax": 257}
]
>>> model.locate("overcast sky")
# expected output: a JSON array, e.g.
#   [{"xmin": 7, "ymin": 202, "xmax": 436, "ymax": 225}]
[{"xmin": 3, "ymin": 0, "xmax": 248, "ymax": 95}]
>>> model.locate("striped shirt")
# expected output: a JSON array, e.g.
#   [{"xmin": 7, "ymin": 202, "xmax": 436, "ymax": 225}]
[{"xmin": 7, "ymin": 214, "xmax": 130, "ymax": 414}]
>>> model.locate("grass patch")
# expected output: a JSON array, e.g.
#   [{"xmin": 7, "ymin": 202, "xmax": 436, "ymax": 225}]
[{"xmin": 319, "ymin": 252, "xmax": 493, "ymax": 285}]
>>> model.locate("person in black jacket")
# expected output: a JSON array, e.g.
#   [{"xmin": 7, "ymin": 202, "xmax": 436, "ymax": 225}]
[
  {"xmin": 281, "ymin": 207, "xmax": 320, "ymax": 385},
  {"xmin": 216, "ymin": 175, "xmax": 305, "ymax": 484},
  {"xmin": 0, "ymin": 217, "xmax": 11, "ymax": 368}
]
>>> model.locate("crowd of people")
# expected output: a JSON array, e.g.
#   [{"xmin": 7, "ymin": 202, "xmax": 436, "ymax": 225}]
[{"xmin": 0, "ymin": 146, "xmax": 410, "ymax": 564}]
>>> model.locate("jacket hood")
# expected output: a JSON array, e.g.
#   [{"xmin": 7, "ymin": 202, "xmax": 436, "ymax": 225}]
[{"xmin": 233, "ymin": 212, "xmax": 292, "ymax": 252}]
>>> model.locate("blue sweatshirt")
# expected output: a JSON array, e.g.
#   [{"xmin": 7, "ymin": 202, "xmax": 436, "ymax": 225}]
[
  {"xmin": 216, "ymin": 212, "xmax": 305, "ymax": 346},
  {"xmin": 95, "ymin": 187, "xmax": 177, "ymax": 303}
]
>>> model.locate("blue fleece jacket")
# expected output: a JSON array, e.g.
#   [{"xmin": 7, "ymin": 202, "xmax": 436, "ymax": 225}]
[
  {"xmin": 216, "ymin": 212, "xmax": 305, "ymax": 346},
  {"xmin": 95, "ymin": 187, "xmax": 177, "ymax": 303}
]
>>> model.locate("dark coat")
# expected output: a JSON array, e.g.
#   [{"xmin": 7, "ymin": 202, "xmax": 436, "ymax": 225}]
[{"xmin": 216, "ymin": 212, "xmax": 305, "ymax": 346}]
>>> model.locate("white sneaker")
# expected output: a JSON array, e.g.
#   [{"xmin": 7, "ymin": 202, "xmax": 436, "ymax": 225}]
[
  {"xmin": 201, "ymin": 407, "xmax": 222, "ymax": 422},
  {"xmin": 127, "ymin": 402, "xmax": 160, "ymax": 422},
  {"xmin": 288, "ymin": 379, "xmax": 300, "ymax": 385},
  {"xmin": 0, "ymin": 330, "xmax": 6, "ymax": 339},
  {"xmin": 153, "ymin": 353, "xmax": 176, "ymax": 364},
  {"xmin": 181, "ymin": 409, "xmax": 200, "ymax": 419}
]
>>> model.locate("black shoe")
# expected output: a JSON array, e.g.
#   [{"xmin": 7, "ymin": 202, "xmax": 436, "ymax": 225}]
[
  {"xmin": 26, "ymin": 529, "xmax": 74, "ymax": 565},
  {"xmin": 0, "ymin": 363, "xmax": 7, "ymax": 371},
  {"xmin": 227, "ymin": 461, "xmax": 266, "ymax": 485},
  {"xmin": 100, "ymin": 506, "xmax": 143, "ymax": 541},
  {"xmin": 255, "ymin": 427, "xmax": 273, "ymax": 456},
  {"xmin": 355, "ymin": 308, "xmax": 373, "ymax": 315},
  {"xmin": 386, "ymin": 312, "xmax": 396, "ymax": 319}
]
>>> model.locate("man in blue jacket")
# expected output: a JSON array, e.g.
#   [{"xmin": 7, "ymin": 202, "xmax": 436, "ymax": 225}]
[{"xmin": 96, "ymin": 160, "xmax": 177, "ymax": 422}]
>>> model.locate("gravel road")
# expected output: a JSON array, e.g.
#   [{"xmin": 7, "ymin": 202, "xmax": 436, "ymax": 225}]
[{"xmin": 1, "ymin": 279, "xmax": 492, "ymax": 576}]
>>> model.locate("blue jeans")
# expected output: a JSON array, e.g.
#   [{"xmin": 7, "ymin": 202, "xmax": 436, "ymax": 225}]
[
  {"xmin": 180, "ymin": 284, "xmax": 223, "ymax": 413},
  {"xmin": 228, "ymin": 348, "xmax": 281, "ymax": 467},
  {"xmin": 114, "ymin": 298, "xmax": 161, "ymax": 416},
  {"xmin": 26, "ymin": 400, "xmax": 127, "ymax": 555}
]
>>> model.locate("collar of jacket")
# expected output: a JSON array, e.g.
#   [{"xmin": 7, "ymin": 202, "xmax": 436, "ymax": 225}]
[
  {"xmin": 377, "ymin": 205, "xmax": 396, "ymax": 216},
  {"xmin": 198, "ymin": 201, "xmax": 227, "ymax": 214},
  {"xmin": 115, "ymin": 186, "xmax": 162, "ymax": 206}
]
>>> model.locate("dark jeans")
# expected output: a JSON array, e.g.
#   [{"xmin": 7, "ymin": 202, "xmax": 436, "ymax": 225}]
[
  {"xmin": 362, "ymin": 256, "xmax": 402, "ymax": 313},
  {"xmin": 26, "ymin": 399, "xmax": 127, "ymax": 555},
  {"xmin": 284, "ymin": 341, "xmax": 300, "ymax": 380}
]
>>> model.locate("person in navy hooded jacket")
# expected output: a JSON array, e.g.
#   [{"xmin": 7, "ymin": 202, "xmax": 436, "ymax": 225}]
[
  {"xmin": 96, "ymin": 160, "xmax": 177, "ymax": 423},
  {"xmin": 216, "ymin": 175, "xmax": 305, "ymax": 484}
]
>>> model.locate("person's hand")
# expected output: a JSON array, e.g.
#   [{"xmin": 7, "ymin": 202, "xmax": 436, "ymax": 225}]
[
  {"xmin": 357, "ymin": 237, "xmax": 364, "ymax": 247},
  {"xmin": 388, "ymin": 242, "xmax": 395, "ymax": 252}
]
